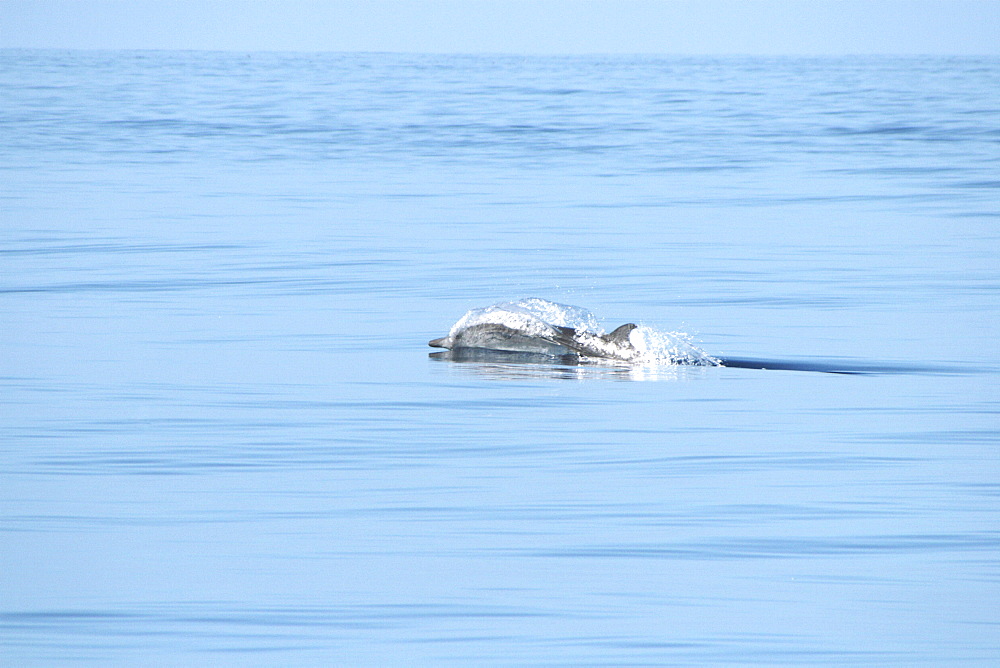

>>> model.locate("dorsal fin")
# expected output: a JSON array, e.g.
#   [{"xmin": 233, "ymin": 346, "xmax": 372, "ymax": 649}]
[{"xmin": 605, "ymin": 323, "xmax": 637, "ymax": 345}]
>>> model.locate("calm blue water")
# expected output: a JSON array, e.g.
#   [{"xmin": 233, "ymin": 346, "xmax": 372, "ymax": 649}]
[{"xmin": 2, "ymin": 50, "xmax": 999, "ymax": 665}]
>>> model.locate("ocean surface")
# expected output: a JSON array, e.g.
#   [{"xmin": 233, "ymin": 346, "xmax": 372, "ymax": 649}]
[{"xmin": 2, "ymin": 50, "xmax": 999, "ymax": 665}]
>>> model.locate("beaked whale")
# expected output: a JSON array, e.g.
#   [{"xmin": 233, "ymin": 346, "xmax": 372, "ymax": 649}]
[
  {"xmin": 430, "ymin": 299, "xmax": 963, "ymax": 374},
  {"xmin": 429, "ymin": 322, "xmax": 639, "ymax": 361},
  {"xmin": 428, "ymin": 298, "xmax": 720, "ymax": 366}
]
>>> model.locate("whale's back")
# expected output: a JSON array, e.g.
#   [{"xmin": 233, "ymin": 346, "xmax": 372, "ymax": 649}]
[{"xmin": 436, "ymin": 323, "xmax": 571, "ymax": 355}]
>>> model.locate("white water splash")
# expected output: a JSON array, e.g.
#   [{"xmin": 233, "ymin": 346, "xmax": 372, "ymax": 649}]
[{"xmin": 628, "ymin": 325, "xmax": 720, "ymax": 366}]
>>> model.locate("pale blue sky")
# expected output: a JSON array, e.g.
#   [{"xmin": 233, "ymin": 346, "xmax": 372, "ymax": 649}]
[{"xmin": 2, "ymin": 0, "xmax": 998, "ymax": 54}]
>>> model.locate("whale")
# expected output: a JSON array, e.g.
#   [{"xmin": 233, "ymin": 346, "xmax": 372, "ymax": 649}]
[
  {"xmin": 427, "ymin": 299, "xmax": 964, "ymax": 375},
  {"xmin": 429, "ymin": 324, "xmax": 955, "ymax": 375},
  {"xmin": 428, "ymin": 298, "xmax": 721, "ymax": 366},
  {"xmin": 429, "ymin": 322, "xmax": 639, "ymax": 361}
]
